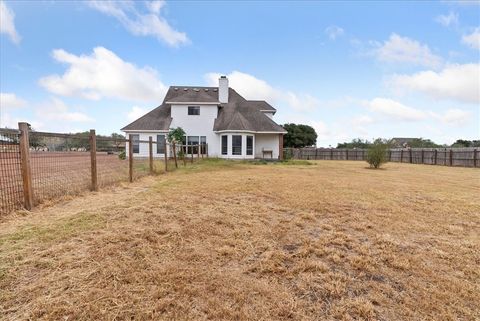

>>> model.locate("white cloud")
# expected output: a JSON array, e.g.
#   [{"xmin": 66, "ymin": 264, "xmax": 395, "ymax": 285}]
[
  {"xmin": 351, "ymin": 115, "xmax": 374, "ymax": 126},
  {"xmin": 462, "ymin": 28, "xmax": 480, "ymax": 50},
  {"xmin": 0, "ymin": 1, "xmax": 21, "ymax": 44},
  {"xmin": 389, "ymin": 63, "xmax": 480, "ymax": 104},
  {"xmin": 87, "ymin": 0, "xmax": 188, "ymax": 47},
  {"xmin": 325, "ymin": 25, "xmax": 344, "ymax": 40},
  {"xmin": 435, "ymin": 12, "xmax": 459, "ymax": 27},
  {"xmin": 373, "ymin": 33, "xmax": 443, "ymax": 68},
  {"xmin": 37, "ymin": 97, "xmax": 94, "ymax": 123},
  {"xmin": 127, "ymin": 106, "xmax": 148, "ymax": 121},
  {"xmin": 204, "ymin": 71, "xmax": 319, "ymax": 112},
  {"xmin": 365, "ymin": 98, "xmax": 427, "ymax": 121},
  {"xmin": 39, "ymin": 47, "xmax": 167, "ymax": 103},
  {"xmin": 432, "ymin": 108, "xmax": 471, "ymax": 126},
  {"xmin": 0, "ymin": 92, "xmax": 27, "ymax": 109}
]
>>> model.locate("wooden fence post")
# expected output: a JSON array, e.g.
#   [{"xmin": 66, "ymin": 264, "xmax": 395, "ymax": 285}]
[
  {"xmin": 149, "ymin": 136, "xmax": 153, "ymax": 174},
  {"xmin": 201, "ymin": 144, "xmax": 204, "ymax": 159},
  {"xmin": 434, "ymin": 149, "xmax": 437, "ymax": 165},
  {"xmin": 18, "ymin": 122, "xmax": 34, "ymax": 210},
  {"xmin": 191, "ymin": 147, "xmax": 194, "ymax": 163},
  {"xmin": 400, "ymin": 149, "xmax": 403, "ymax": 163},
  {"xmin": 182, "ymin": 144, "xmax": 186, "ymax": 166},
  {"xmin": 164, "ymin": 137, "xmax": 168, "ymax": 172},
  {"xmin": 346, "ymin": 149, "xmax": 349, "ymax": 161},
  {"xmin": 128, "ymin": 135, "xmax": 133, "ymax": 182},
  {"xmin": 197, "ymin": 143, "xmax": 200, "ymax": 159},
  {"xmin": 449, "ymin": 149, "xmax": 453, "ymax": 166},
  {"xmin": 330, "ymin": 148, "xmax": 333, "ymax": 160},
  {"xmin": 409, "ymin": 148, "xmax": 412, "ymax": 164},
  {"xmin": 89, "ymin": 129, "xmax": 98, "ymax": 191},
  {"xmin": 474, "ymin": 149, "xmax": 477, "ymax": 167},
  {"xmin": 173, "ymin": 141, "xmax": 178, "ymax": 168},
  {"xmin": 421, "ymin": 149, "xmax": 424, "ymax": 164},
  {"xmin": 389, "ymin": 150, "xmax": 392, "ymax": 162},
  {"xmin": 206, "ymin": 143, "xmax": 209, "ymax": 158},
  {"xmin": 315, "ymin": 148, "xmax": 318, "ymax": 160}
]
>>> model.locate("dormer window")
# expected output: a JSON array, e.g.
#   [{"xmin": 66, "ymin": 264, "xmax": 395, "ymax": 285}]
[{"xmin": 188, "ymin": 106, "xmax": 200, "ymax": 115}]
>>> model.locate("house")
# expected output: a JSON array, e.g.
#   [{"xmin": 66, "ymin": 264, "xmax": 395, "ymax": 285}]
[{"xmin": 121, "ymin": 76, "xmax": 287, "ymax": 159}]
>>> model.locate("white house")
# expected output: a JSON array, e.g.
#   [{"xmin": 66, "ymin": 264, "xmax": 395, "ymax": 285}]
[{"xmin": 121, "ymin": 76, "xmax": 287, "ymax": 159}]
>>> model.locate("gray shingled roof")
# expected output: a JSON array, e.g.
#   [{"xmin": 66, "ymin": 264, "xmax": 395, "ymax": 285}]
[{"xmin": 121, "ymin": 86, "xmax": 285, "ymax": 133}]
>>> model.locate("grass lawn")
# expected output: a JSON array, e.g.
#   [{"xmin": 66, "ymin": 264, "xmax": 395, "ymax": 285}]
[{"xmin": 1, "ymin": 160, "xmax": 479, "ymax": 320}]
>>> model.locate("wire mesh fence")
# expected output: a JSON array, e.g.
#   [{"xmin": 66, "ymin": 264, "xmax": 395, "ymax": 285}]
[
  {"xmin": 1, "ymin": 123, "xmax": 210, "ymax": 215},
  {"xmin": 0, "ymin": 129, "xmax": 24, "ymax": 214},
  {"xmin": 284, "ymin": 147, "xmax": 479, "ymax": 168}
]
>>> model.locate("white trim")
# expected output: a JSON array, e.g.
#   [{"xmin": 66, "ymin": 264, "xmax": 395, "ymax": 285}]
[
  {"xmin": 214, "ymin": 130, "xmax": 287, "ymax": 134},
  {"xmin": 122, "ymin": 130, "xmax": 169, "ymax": 133},
  {"xmin": 166, "ymin": 101, "xmax": 220, "ymax": 105}
]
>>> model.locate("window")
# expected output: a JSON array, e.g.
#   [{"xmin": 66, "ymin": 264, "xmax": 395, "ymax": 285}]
[
  {"xmin": 200, "ymin": 136, "xmax": 206, "ymax": 154},
  {"xmin": 187, "ymin": 136, "xmax": 199, "ymax": 154},
  {"xmin": 157, "ymin": 135, "xmax": 165, "ymax": 154},
  {"xmin": 232, "ymin": 135, "xmax": 242, "ymax": 155},
  {"xmin": 130, "ymin": 134, "xmax": 139, "ymax": 154},
  {"xmin": 188, "ymin": 106, "xmax": 200, "ymax": 115},
  {"xmin": 221, "ymin": 135, "xmax": 228, "ymax": 155},
  {"xmin": 246, "ymin": 135, "xmax": 253, "ymax": 156}
]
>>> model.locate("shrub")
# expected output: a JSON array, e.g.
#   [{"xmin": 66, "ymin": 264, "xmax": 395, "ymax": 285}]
[
  {"xmin": 366, "ymin": 141, "xmax": 388, "ymax": 169},
  {"xmin": 118, "ymin": 150, "xmax": 126, "ymax": 160}
]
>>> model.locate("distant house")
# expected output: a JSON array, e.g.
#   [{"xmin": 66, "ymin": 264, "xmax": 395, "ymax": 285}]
[
  {"xmin": 121, "ymin": 76, "xmax": 287, "ymax": 159},
  {"xmin": 390, "ymin": 137, "xmax": 417, "ymax": 148}
]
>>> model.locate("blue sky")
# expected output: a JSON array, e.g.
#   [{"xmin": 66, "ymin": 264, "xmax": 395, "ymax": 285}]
[{"xmin": 1, "ymin": 0, "xmax": 479, "ymax": 146}]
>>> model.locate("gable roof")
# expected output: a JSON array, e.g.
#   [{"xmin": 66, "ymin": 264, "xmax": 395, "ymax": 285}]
[{"xmin": 121, "ymin": 86, "xmax": 285, "ymax": 133}]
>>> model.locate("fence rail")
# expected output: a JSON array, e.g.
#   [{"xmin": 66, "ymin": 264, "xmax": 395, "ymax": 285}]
[
  {"xmin": 0, "ymin": 123, "xmax": 207, "ymax": 215},
  {"xmin": 284, "ymin": 147, "xmax": 478, "ymax": 168}
]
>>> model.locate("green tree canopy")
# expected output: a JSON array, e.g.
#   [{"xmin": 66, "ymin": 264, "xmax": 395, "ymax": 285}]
[{"xmin": 283, "ymin": 123, "xmax": 317, "ymax": 148}]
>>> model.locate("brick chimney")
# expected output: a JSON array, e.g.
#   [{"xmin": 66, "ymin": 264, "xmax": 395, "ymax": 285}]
[{"xmin": 219, "ymin": 76, "xmax": 229, "ymax": 103}]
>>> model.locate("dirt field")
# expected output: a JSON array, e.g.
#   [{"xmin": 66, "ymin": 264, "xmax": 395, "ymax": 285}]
[{"xmin": 1, "ymin": 160, "xmax": 479, "ymax": 320}]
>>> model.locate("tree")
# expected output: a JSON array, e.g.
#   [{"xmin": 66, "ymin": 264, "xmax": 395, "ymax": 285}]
[
  {"xmin": 167, "ymin": 127, "xmax": 186, "ymax": 143},
  {"xmin": 283, "ymin": 123, "xmax": 317, "ymax": 148},
  {"xmin": 407, "ymin": 138, "xmax": 440, "ymax": 148},
  {"xmin": 451, "ymin": 139, "xmax": 480, "ymax": 147},
  {"xmin": 366, "ymin": 139, "xmax": 388, "ymax": 169},
  {"xmin": 337, "ymin": 138, "xmax": 371, "ymax": 149}
]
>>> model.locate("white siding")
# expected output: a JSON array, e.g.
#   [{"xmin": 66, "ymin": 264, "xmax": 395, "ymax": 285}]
[
  {"xmin": 124, "ymin": 132, "xmax": 168, "ymax": 158},
  {"xmin": 255, "ymin": 134, "xmax": 280, "ymax": 159},
  {"xmin": 170, "ymin": 104, "xmax": 220, "ymax": 156}
]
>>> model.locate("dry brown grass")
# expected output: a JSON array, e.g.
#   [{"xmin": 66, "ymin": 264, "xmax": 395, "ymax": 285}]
[{"xmin": 1, "ymin": 160, "xmax": 479, "ymax": 321}]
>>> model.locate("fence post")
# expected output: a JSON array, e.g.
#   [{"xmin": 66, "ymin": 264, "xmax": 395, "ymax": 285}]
[
  {"xmin": 474, "ymin": 149, "xmax": 478, "ymax": 167},
  {"xmin": 315, "ymin": 148, "xmax": 318, "ymax": 160},
  {"xmin": 191, "ymin": 147, "xmax": 194, "ymax": 163},
  {"xmin": 201, "ymin": 144, "xmax": 204, "ymax": 159},
  {"xmin": 449, "ymin": 149, "xmax": 453, "ymax": 166},
  {"xmin": 18, "ymin": 122, "xmax": 34, "ymax": 210},
  {"xmin": 346, "ymin": 149, "xmax": 348, "ymax": 161},
  {"xmin": 206, "ymin": 143, "xmax": 209, "ymax": 158},
  {"xmin": 173, "ymin": 141, "xmax": 178, "ymax": 168},
  {"xmin": 182, "ymin": 145, "xmax": 187, "ymax": 166},
  {"xmin": 421, "ymin": 149, "xmax": 424, "ymax": 164},
  {"xmin": 400, "ymin": 149, "xmax": 403, "ymax": 163},
  {"xmin": 197, "ymin": 143, "xmax": 200, "ymax": 159},
  {"xmin": 389, "ymin": 150, "xmax": 392, "ymax": 162},
  {"xmin": 434, "ymin": 149, "xmax": 437, "ymax": 165},
  {"xmin": 89, "ymin": 129, "xmax": 98, "ymax": 191},
  {"xmin": 164, "ymin": 137, "xmax": 168, "ymax": 172},
  {"xmin": 128, "ymin": 135, "xmax": 133, "ymax": 182},
  {"xmin": 409, "ymin": 148, "xmax": 412, "ymax": 164},
  {"xmin": 330, "ymin": 148, "xmax": 333, "ymax": 160},
  {"xmin": 149, "ymin": 136, "xmax": 153, "ymax": 174}
]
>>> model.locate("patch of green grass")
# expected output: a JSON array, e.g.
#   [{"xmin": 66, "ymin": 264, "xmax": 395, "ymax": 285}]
[
  {"xmin": 276, "ymin": 159, "xmax": 315, "ymax": 166},
  {"xmin": 0, "ymin": 211, "xmax": 106, "ymax": 251}
]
